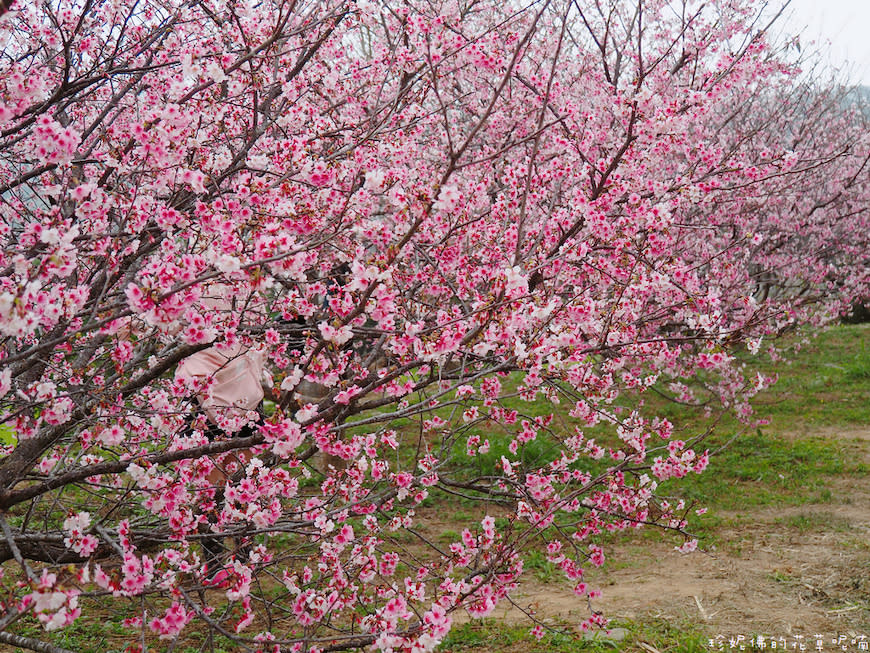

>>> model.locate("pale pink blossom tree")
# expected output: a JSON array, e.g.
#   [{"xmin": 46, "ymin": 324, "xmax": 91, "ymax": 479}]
[{"xmin": 0, "ymin": 0, "xmax": 867, "ymax": 651}]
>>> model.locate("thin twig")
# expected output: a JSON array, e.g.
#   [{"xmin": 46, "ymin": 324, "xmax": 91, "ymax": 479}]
[{"xmin": 0, "ymin": 514, "xmax": 39, "ymax": 583}]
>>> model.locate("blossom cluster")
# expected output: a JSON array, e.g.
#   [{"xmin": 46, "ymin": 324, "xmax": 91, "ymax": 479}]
[{"xmin": 0, "ymin": 0, "xmax": 866, "ymax": 649}]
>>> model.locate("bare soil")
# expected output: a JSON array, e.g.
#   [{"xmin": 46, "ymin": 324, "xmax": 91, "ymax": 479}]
[{"xmin": 486, "ymin": 427, "xmax": 870, "ymax": 639}]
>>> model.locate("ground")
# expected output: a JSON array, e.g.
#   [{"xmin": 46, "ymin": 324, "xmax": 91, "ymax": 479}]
[
  {"xmin": 3, "ymin": 326, "xmax": 869, "ymax": 653},
  {"xmin": 486, "ymin": 427, "xmax": 870, "ymax": 640},
  {"xmin": 440, "ymin": 324, "xmax": 870, "ymax": 652}
]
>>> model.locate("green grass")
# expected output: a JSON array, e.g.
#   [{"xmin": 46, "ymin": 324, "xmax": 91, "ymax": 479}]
[
  {"xmin": 665, "ymin": 428, "xmax": 857, "ymax": 512},
  {"xmin": 9, "ymin": 612, "xmax": 132, "ymax": 653},
  {"xmin": 751, "ymin": 324, "xmax": 870, "ymax": 427},
  {"xmin": 0, "ymin": 423, "xmax": 15, "ymax": 445},
  {"xmin": 676, "ymin": 325, "xmax": 869, "ymax": 512},
  {"xmin": 439, "ymin": 528, "xmax": 461, "ymax": 542},
  {"xmin": 621, "ymin": 324, "xmax": 870, "ymax": 436},
  {"xmin": 844, "ymin": 339, "xmax": 870, "ymax": 380},
  {"xmin": 773, "ymin": 511, "xmax": 853, "ymax": 534},
  {"xmin": 524, "ymin": 549, "xmax": 558, "ymax": 582},
  {"xmin": 616, "ymin": 325, "xmax": 870, "ymax": 553},
  {"xmin": 7, "ymin": 602, "xmax": 243, "ymax": 653},
  {"xmin": 443, "ymin": 325, "xmax": 870, "ymax": 555},
  {"xmin": 450, "ymin": 325, "xmax": 869, "ymax": 505},
  {"xmin": 438, "ymin": 617, "xmax": 709, "ymax": 653}
]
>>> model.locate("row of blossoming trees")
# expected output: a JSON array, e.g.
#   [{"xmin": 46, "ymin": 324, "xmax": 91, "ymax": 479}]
[{"xmin": 0, "ymin": 0, "xmax": 867, "ymax": 650}]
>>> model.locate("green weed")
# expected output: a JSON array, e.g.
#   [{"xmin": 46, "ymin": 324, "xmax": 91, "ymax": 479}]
[
  {"xmin": 0, "ymin": 423, "xmax": 15, "ymax": 445},
  {"xmin": 524, "ymin": 549, "xmax": 558, "ymax": 582},
  {"xmin": 439, "ymin": 529, "xmax": 461, "ymax": 542},
  {"xmin": 664, "ymin": 428, "xmax": 854, "ymax": 512},
  {"xmin": 845, "ymin": 339, "xmax": 870, "ymax": 380}
]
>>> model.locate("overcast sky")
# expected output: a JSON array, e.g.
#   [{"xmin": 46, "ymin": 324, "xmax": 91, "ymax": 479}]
[{"xmin": 776, "ymin": 0, "xmax": 870, "ymax": 85}]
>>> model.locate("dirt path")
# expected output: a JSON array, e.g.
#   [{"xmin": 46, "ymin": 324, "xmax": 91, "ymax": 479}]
[{"xmin": 489, "ymin": 427, "xmax": 870, "ymax": 639}]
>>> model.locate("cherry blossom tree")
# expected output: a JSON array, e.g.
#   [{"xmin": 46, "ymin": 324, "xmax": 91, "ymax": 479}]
[{"xmin": 0, "ymin": 0, "xmax": 867, "ymax": 650}]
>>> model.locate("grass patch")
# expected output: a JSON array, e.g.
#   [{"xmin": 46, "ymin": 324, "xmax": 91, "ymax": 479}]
[
  {"xmin": 10, "ymin": 610, "xmax": 136, "ymax": 653},
  {"xmin": 0, "ymin": 423, "xmax": 15, "ymax": 445},
  {"xmin": 638, "ymin": 325, "xmax": 870, "ymax": 517},
  {"xmin": 773, "ymin": 511, "xmax": 853, "ymax": 534},
  {"xmin": 844, "ymin": 339, "xmax": 870, "ymax": 380},
  {"xmin": 565, "ymin": 324, "xmax": 870, "ymax": 579},
  {"xmin": 767, "ymin": 569, "xmax": 794, "ymax": 584},
  {"xmin": 751, "ymin": 324, "xmax": 870, "ymax": 428},
  {"xmin": 666, "ymin": 428, "xmax": 854, "ymax": 512},
  {"xmin": 524, "ymin": 550, "xmax": 558, "ymax": 582},
  {"xmin": 438, "ymin": 617, "xmax": 709, "ymax": 653}
]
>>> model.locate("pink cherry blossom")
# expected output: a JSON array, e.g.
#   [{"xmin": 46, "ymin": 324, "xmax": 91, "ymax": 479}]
[{"xmin": 0, "ymin": 0, "xmax": 866, "ymax": 649}]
